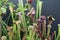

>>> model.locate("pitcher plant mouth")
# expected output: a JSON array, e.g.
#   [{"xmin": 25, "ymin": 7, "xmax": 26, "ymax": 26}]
[
  {"xmin": 47, "ymin": 16, "xmax": 55, "ymax": 21},
  {"xmin": 28, "ymin": 0, "xmax": 32, "ymax": 4}
]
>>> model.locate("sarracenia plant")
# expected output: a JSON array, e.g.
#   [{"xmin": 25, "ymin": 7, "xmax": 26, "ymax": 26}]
[
  {"xmin": 18, "ymin": 0, "xmax": 27, "ymax": 28},
  {"xmin": 56, "ymin": 24, "xmax": 60, "ymax": 40},
  {"xmin": 0, "ymin": 0, "xmax": 8, "ymax": 39},
  {"xmin": 8, "ymin": 2, "xmax": 21, "ymax": 40},
  {"xmin": 1, "ymin": 0, "xmax": 60, "ymax": 40}
]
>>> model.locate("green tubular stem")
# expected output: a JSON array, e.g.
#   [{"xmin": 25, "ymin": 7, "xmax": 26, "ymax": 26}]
[
  {"xmin": 1, "ymin": 23, "xmax": 7, "ymax": 36},
  {"xmin": 36, "ymin": 34, "xmax": 38, "ymax": 40},
  {"xmin": 13, "ymin": 24, "xmax": 21, "ymax": 40},
  {"xmin": 2, "ymin": 23, "xmax": 9, "ymax": 40},
  {"xmin": 54, "ymin": 31, "xmax": 56, "ymax": 40},
  {"xmin": 36, "ymin": 0, "xmax": 39, "ymax": 19},
  {"xmin": 0, "ymin": 0, "xmax": 2, "ymax": 7},
  {"xmin": 0, "ymin": 18, "xmax": 7, "ymax": 36},
  {"xmin": 39, "ymin": 1, "xmax": 43, "ymax": 18},
  {"xmin": 0, "ymin": 20, "xmax": 7, "ymax": 26},
  {"xmin": 13, "ymin": 22, "xmax": 21, "ymax": 40},
  {"xmin": 18, "ymin": 0, "xmax": 23, "ymax": 6},
  {"xmin": 19, "ymin": 0, "xmax": 26, "ymax": 27},
  {"xmin": 13, "ymin": 23, "xmax": 16, "ymax": 33},
  {"xmin": 17, "ymin": 24, "xmax": 21, "ymax": 40},
  {"xmin": 36, "ymin": 0, "xmax": 43, "ymax": 19},
  {"xmin": 56, "ymin": 24, "xmax": 60, "ymax": 40},
  {"xmin": 58, "ymin": 24, "xmax": 60, "ymax": 36},
  {"xmin": 47, "ymin": 28, "xmax": 51, "ymax": 37},
  {"xmin": 9, "ymin": 36, "xmax": 12, "ymax": 40},
  {"xmin": 27, "ymin": 28, "xmax": 34, "ymax": 40},
  {"xmin": 56, "ymin": 35, "xmax": 60, "ymax": 40},
  {"xmin": 11, "ymin": 12, "xmax": 14, "ymax": 21}
]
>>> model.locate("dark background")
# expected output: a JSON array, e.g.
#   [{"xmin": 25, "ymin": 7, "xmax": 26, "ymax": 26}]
[{"xmin": 8, "ymin": 0, "xmax": 60, "ymax": 33}]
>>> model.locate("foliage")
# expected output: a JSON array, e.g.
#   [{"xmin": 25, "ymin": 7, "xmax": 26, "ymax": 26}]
[{"xmin": 0, "ymin": 0, "xmax": 60, "ymax": 40}]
